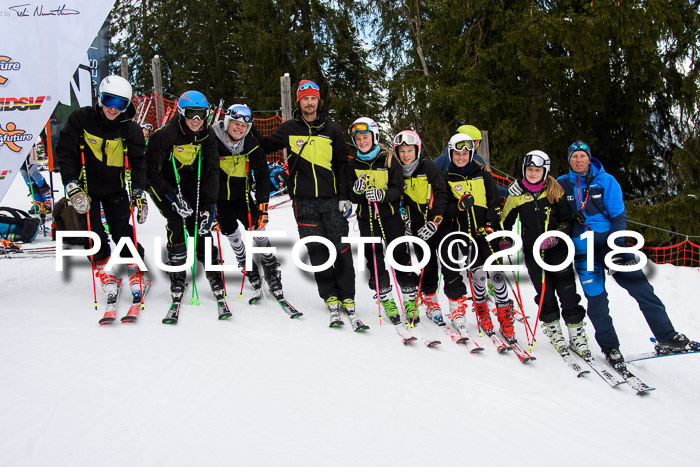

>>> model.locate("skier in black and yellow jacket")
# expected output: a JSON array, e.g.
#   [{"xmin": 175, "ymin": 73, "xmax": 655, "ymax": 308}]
[
  {"xmin": 347, "ymin": 117, "xmax": 416, "ymax": 326},
  {"xmin": 56, "ymin": 75, "xmax": 147, "ymax": 303},
  {"xmin": 393, "ymin": 130, "xmax": 449, "ymax": 325},
  {"xmin": 146, "ymin": 90, "xmax": 223, "ymax": 306},
  {"xmin": 212, "ymin": 103, "xmax": 285, "ymax": 300},
  {"xmin": 260, "ymin": 80, "xmax": 356, "ymax": 327},
  {"xmin": 442, "ymin": 132, "xmax": 517, "ymax": 343}
]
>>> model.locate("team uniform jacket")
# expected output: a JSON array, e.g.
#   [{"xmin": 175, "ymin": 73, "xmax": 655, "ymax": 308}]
[
  {"xmin": 347, "ymin": 146, "xmax": 404, "ymax": 221},
  {"xmin": 145, "ymin": 118, "xmax": 219, "ymax": 206},
  {"xmin": 445, "ymin": 162, "xmax": 500, "ymax": 234},
  {"xmin": 500, "ymin": 183, "xmax": 573, "ymax": 253},
  {"xmin": 56, "ymin": 102, "xmax": 146, "ymax": 196},
  {"xmin": 402, "ymin": 159, "xmax": 449, "ymax": 229},
  {"xmin": 212, "ymin": 120, "xmax": 270, "ymax": 204},
  {"xmin": 260, "ymin": 108, "xmax": 348, "ymax": 199}
]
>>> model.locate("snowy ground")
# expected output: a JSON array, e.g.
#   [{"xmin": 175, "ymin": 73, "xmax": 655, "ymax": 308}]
[{"xmin": 1, "ymin": 171, "xmax": 698, "ymax": 467}]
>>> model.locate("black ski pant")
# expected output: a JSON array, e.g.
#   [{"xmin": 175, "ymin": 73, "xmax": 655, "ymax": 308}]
[
  {"xmin": 217, "ymin": 196, "xmax": 259, "ymax": 235},
  {"xmin": 524, "ymin": 245, "xmax": 584, "ymax": 325},
  {"xmin": 86, "ymin": 190, "xmax": 144, "ymax": 263},
  {"xmin": 293, "ymin": 197, "xmax": 355, "ymax": 302},
  {"xmin": 151, "ymin": 185, "xmax": 219, "ymax": 265},
  {"xmin": 358, "ymin": 214, "xmax": 417, "ymax": 293},
  {"xmin": 408, "ymin": 221, "xmax": 440, "ymax": 295}
]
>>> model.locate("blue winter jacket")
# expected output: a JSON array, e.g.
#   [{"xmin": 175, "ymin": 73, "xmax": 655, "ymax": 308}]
[{"xmin": 556, "ymin": 158, "xmax": 627, "ymax": 241}]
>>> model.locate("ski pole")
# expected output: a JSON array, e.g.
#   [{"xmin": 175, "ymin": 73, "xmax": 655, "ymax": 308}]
[
  {"xmin": 239, "ymin": 160, "xmax": 251, "ymax": 298},
  {"xmin": 530, "ymin": 206, "xmax": 552, "ymax": 345},
  {"xmin": 215, "ymin": 227, "xmax": 228, "ymax": 299},
  {"xmin": 371, "ymin": 199, "xmax": 409, "ymax": 326},
  {"xmin": 190, "ymin": 148, "xmax": 203, "ymax": 305},
  {"xmin": 170, "ymin": 152, "xmax": 199, "ymax": 305},
  {"xmin": 124, "ymin": 153, "xmax": 144, "ymax": 306},
  {"xmin": 80, "ymin": 145, "xmax": 98, "ymax": 310}
]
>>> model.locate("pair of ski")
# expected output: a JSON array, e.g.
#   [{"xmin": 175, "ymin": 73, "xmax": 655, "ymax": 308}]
[
  {"xmin": 248, "ymin": 287, "xmax": 304, "ymax": 320},
  {"xmin": 99, "ymin": 280, "xmax": 152, "ymax": 324},
  {"xmin": 391, "ymin": 319, "xmax": 441, "ymax": 347},
  {"xmin": 330, "ymin": 310, "xmax": 370, "ymax": 333},
  {"xmin": 162, "ymin": 284, "xmax": 232, "ymax": 324},
  {"xmin": 548, "ymin": 342, "xmax": 654, "ymax": 395}
]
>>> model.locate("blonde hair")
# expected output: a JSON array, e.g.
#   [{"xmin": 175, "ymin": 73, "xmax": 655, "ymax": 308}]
[{"xmin": 546, "ymin": 176, "xmax": 564, "ymax": 204}]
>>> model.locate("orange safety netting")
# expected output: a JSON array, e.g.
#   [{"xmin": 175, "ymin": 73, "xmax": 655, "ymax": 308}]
[
  {"xmin": 254, "ymin": 115, "xmax": 286, "ymax": 164},
  {"xmin": 492, "ymin": 173, "xmax": 510, "ymax": 188},
  {"xmin": 641, "ymin": 240, "xmax": 700, "ymax": 268}
]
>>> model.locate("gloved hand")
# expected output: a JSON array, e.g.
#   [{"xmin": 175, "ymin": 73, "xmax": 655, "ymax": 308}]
[
  {"xmin": 475, "ymin": 223, "xmax": 494, "ymax": 237},
  {"xmin": 253, "ymin": 202, "xmax": 269, "ymax": 230},
  {"xmin": 540, "ymin": 236, "xmax": 559, "ymax": 250},
  {"xmin": 170, "ymin": 192, "xmax": 193, "ymax": 219},
  {"xmin": 66, "ymin": 181, "xmax": 90, "ymax": 214},
  {"xmin": 353, "ymin": 176, "xmax": 367, "ymax": 195},
  {"xmin": 499, "ymin": 238, "xmax": 513, "ymax": 250},
  {"xmin": 508, "ymin": 180, "xmax": 523, "ymax": 197},
  {"xmin": 198, "ymin": 205, "xmax": 217, "ymax": 235},
  {"xmin": 417, "ymin": 221, "xmax": 437, "ymax": 241},
  {"xmin": 365, "ymin": 188, "xmax": 385, "ymax": 203},
  {"xmin": 458, "ymin": 193, "xmax": 474, "ymax": 212},
  {"xmin": 131, "ymin": 188, "xmax": 148, "ymax": 224},
  {"xmin": 338, "ymin": 200, "xmax": 353, "ymax": 218}
]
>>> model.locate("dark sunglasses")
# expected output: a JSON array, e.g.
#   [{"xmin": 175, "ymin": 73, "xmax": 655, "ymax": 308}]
[{"xmin": 100, "ymin": 93, "xmax": 129, "ymax": 112}]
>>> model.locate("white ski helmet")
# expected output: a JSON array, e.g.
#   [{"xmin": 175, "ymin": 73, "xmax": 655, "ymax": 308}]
[
  {"xmin": 97, "ymin": 75, "xmax": 132, "ymax": 110},
  {"xmin": 224, "ymin": 104, "xmax": 253, "ymax": 138},
  {"xmin": 522, "ymin": 150, "xmax": 551, "ymax": 181},
  {"xmin": 349, "ymin": 117, "xmax": 380, "ymax": 146},
  {"xmin": 393, "ymin": 130, "xmax": 422, "ymax": 159},
  {"xmin": 447, "ymin": 133, "xmax": 475, "ymax": 162}
]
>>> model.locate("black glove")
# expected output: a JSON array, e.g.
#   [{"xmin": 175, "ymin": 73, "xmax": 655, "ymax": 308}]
[
  {"xmin": 458, "ymin": 193, "xmax": 474, "ymax": 212},
  {"xmin": 365, "ymin": 188, "xmax": 385, "ymax": 203},
  {"xmin": 353, "ymin": 176, "xmax": 367, "ymax": 195},
  {"xmin": 417, "ymin": 221, "xmax": 437, "ymax": 241},
  {"xmin": 170, "ymin": 192, "xmax": 193, "ymax": 219},
  {"xmin": 131, "ymin": 188, "xmax": 148, "ymax": 224},
  {"xmin": 198, "ymin": 204, "xmax": 217, "ymax": 236},
  {"xmin": 66, "ymin": 181, "xmax": 90, "ymax": 214},
  {"xmin": 508, "ymin": 180, "xmax": 523, "ymax": 197}
]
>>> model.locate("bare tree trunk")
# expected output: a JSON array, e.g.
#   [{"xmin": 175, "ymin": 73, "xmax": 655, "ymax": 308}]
[{"xmin": 404, "ymin": 0, "xmax": 430, "ymax": 77}]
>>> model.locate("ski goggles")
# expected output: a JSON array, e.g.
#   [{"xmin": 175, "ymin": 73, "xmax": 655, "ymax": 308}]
[
  {"xmin": 141, "ymin": 123, "xmax": 153, "ymax": 131},
  {"xmin": 348, "ymin": 122, "xmax": 371, "ymax": 137},
  {"xmin": 100, "ymin": 93, "xmax": 130, "ymax": 112},
  {"xmin": 393, "ymin": 133, "xmax": 419, "ymax": 147},
  {"xmin": 523, "ymin": 153, "xmax": 550, "ymax": 168},
  {"xmin": 569, "ymin": 143, "xmax": 589, "ymax": 152},
  {"xmin": 453, "ymin": 139, "xmax": 475, "ymax": 152},
  {"xmin": 297, "ymin": 81, "xmax": 320, "ymax": 92},
  {"xmin": 227, "ymin": 105, "xmax": 252, "ymax": 123},
  {"xmin": 180, "ymin": 107, "xmax": 210, "ymax": 121}
]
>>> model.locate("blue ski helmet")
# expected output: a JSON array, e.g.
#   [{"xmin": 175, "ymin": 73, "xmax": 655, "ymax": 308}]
[{"xmin": 177, "ymin": 90, "xmax": 210, "ymax": 121}]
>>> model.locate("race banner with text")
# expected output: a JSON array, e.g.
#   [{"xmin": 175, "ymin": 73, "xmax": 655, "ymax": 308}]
[{"xmin": 0, "ymin": 1, "xmax": 116, "ymax": 203}]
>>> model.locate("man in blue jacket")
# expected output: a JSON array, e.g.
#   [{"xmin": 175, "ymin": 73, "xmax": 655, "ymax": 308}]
[{"xmin": 557, "ymin": 141, "xmax": 689, "ymax": 364}]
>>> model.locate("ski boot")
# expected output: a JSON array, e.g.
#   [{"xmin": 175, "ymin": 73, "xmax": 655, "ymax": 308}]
[
  {"xmin": 401, "ymin": 286, "xmax": 419, "ymax": 325},
  {"xmin": 567, "ymin": 321, "xmax": 590, "ymax": 356},
  {"xmin": 474, "ymin": 301, "xmax": 494, "ymax": 335},
  {"xmin": 342, "ymin": 298, "xmax": 369, "ymax": 332},
  {"xmin": 93, "ymin": 257, "xmax": 118, "ymax": 298},
  {"xmin": 448, "ymin": 296, "xmax": 470, "ymax": 338},
  {"xmin": 378, "ymin": 287, "xmax": 401, "ymax": 325},
  {"xmin": 262, "ymin": 260, "xmax": 284, "ymax": 300},
  {"xmin": 658, "ymin": 332, "xmax": 690, "ymax": 352},
  {"xmin": 496, "ymin": 301, "xmax": 516, "ymax": 344},
  {"xmin": 238, "ymin": 259, "xmax": 262, "ymax": 290},
  {"xmin": 167, "ymin": 244, "xmax": 187, "ymax": 294},
  {"xmin": 126, "ymin": 263, "xmax": 146, "ymax": 301},
  {"xmin": 604, "ymin": 347, "xmax": 624, "ymax": 365},
  {"xmin": 422, "ymin": 291, "xmax": 445, "ymax": 326},
  {"xmin": 325, "ymin": 296, "xmax": 344, "ymax": 327},
  {"xmin": 541, "ymin": 320, "xmax": 567, "ymax": 352}
]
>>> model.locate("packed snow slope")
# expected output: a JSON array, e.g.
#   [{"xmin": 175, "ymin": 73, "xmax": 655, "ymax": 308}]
[{"xmin": 1, "ymin": 172, "xmax": 698, "ymax": 467}]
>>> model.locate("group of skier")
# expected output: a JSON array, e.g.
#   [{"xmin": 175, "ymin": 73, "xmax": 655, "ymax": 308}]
[{"xmin": 54, "ymin": 76, "xmax": 691, "ymax": 367}]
